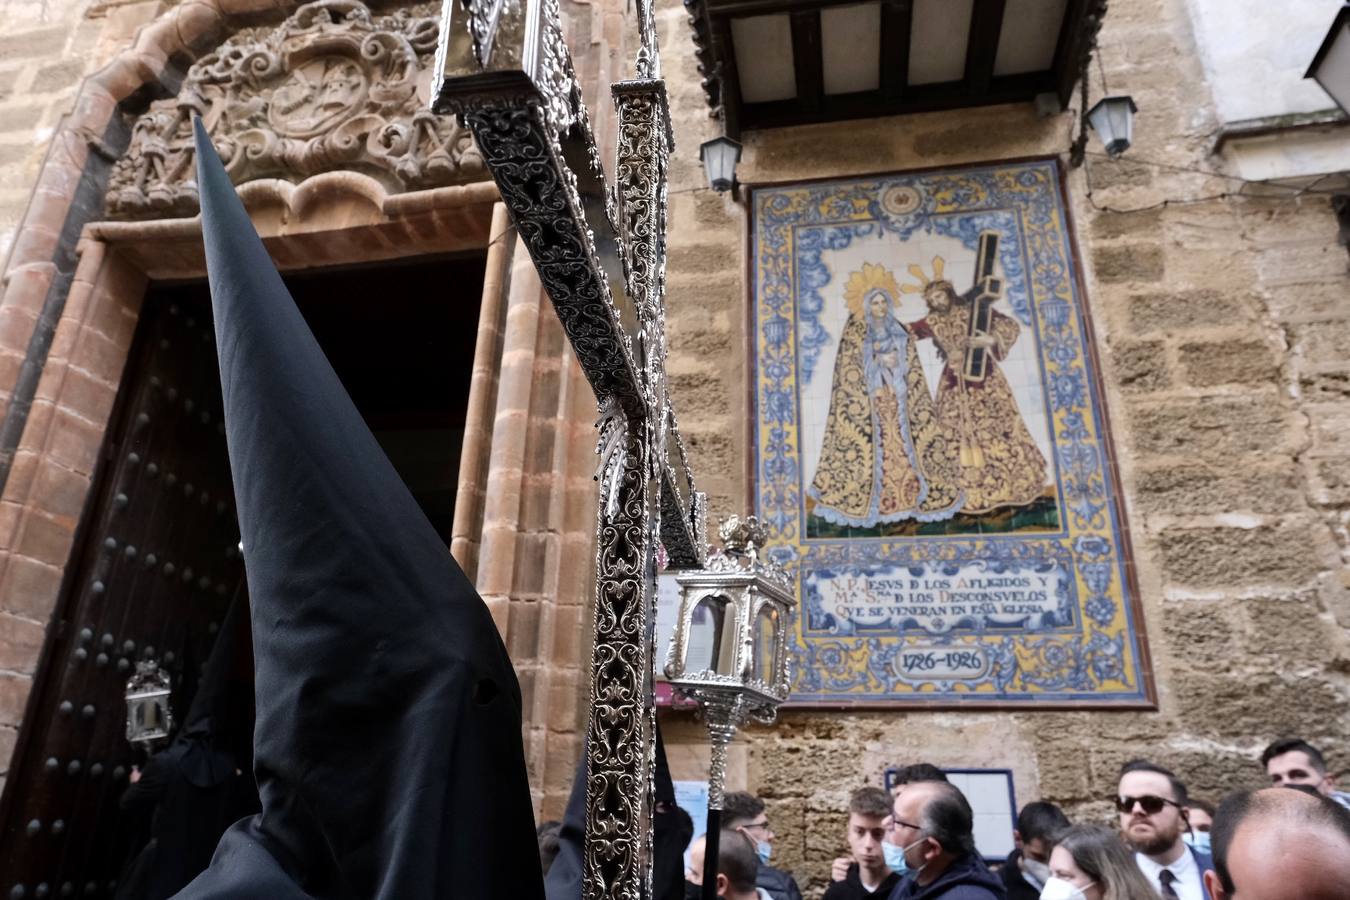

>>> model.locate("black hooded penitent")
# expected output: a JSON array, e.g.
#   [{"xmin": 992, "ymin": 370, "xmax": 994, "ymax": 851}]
[
  {"xmin": 545, "ymin": 724, "xmax": 689, "ymax": 900},
  {"xmin": 178, "ymin": 118, "xmax": 544, "ymax": 900},
  {"xmin": 115, "ymin": 596, "xmax": 258, "ymax": 900}
]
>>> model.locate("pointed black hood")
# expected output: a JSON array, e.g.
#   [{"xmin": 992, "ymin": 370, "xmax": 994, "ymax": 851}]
[{"xmin": 178, "ymin": 118, "xmax": 543, "ymax": 900}]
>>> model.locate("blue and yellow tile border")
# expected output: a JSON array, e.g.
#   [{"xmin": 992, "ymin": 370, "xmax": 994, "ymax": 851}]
[{"xmin": 750, "ymin": 158, "xmax": 1154, "ymax": 707}]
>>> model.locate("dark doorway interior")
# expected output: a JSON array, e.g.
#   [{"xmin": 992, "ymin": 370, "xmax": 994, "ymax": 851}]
[
  {"xmin": 283, "ymin": 254, "xmax": 485, "ymax": 543},
  {"xmin": 0, "ymin": 252, "xmax": 485, "ymax": 895}
]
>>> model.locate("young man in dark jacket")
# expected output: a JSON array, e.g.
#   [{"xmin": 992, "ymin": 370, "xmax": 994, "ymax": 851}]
[
  {"xmin": 724, "ymin": 792, "xmax": 804, "ymax": 900},
  {"xmin": 999, "ymin": 801, "xmax": 1069, "ymax": 900},
  {"xmin": 886, "ymin": 782, "xmax": 1006, "ymax": 900},
  {"xmin": 825, "ymin": 787, "xmax": 904, "ymax": 900}
]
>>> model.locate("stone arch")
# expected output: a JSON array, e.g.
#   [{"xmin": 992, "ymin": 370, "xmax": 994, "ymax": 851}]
[{"xmin": 1, "ymin": 0, "xmax": 491, "ymax": 447}]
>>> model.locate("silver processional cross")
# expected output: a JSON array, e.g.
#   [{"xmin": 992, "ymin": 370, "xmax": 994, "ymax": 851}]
[{"xmin": 433, "ymin": 0, "xmax": 707, "ymax": 897}]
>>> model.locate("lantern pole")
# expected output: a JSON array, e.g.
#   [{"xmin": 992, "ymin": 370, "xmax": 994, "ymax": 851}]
[{"xmin": 699, "ymin": 704, "xmax": 736, "ymax": 900}]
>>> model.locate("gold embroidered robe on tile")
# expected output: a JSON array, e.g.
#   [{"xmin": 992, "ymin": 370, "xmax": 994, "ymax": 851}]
[
  {"xmin": 808, "ymin": 311, "xmax": 962, "ymax": 526},
  {"xmin": 910, "ymin": 303, "xmax": 1047, "ymax": 514}
]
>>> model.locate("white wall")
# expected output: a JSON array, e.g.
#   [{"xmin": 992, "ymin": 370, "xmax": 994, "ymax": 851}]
[{"xmin": 1185, "ymin": 0, "xmax": 1341, "ymax": 123}]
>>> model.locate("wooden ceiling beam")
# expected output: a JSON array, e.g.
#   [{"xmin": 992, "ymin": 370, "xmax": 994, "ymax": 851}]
[
  {"xmin": 1052, "ymin": 0, "xmax": 1106, "ymax": 107},
  {"xmin": 739, "ymin": 70, "xmax": 1053, "ymax": 129},
  {"xmin": 711, "ymin": 15, "xmax": 744, "ymax": 139},
  {"xmin": 704, "ymin": 0, "xmax": 862, "ymax": 17},
  {"xmin": 693, "ymin": 0, "xmax": 1092, "ymax": 133},
  {"xmin": 790, "ymin": 9, "xmax": 824, "ymax": 111},
  {"xmin": 879, "ymin": 0, "xmax": 912, "ymax": 100},
  {"xmin": 965, "ymin": 0, "xmax": 1008, "ymax": 96}
]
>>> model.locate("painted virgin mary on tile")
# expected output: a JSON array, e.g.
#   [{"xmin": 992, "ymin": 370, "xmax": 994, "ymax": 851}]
[{"xmin": 807, "ymin": 262, "xmax": 962, "ymax": 528}]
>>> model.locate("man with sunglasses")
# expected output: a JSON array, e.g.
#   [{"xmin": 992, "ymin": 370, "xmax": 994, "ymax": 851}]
[{"xmin": 1116, "ymin": 760, "xmax": 1212, "ymax": 900}]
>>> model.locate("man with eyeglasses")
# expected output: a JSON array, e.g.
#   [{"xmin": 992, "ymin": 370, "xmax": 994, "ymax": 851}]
[
  {"xmin": 884, "ymin": 780, "xmax": 1005, "ymax": 900},
  {"xmin": 1116, "ymin": 760, "xmax": 1212, "ymax": 900},
  {"xmin": 723, "ymin": 792, "xmax": 803, "ymax": 900}
]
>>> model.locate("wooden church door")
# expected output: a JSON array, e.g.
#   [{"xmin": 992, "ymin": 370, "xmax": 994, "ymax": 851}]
[{"xmin": 0, "ymin": 289, "xmax": 245, "ymax": 896}]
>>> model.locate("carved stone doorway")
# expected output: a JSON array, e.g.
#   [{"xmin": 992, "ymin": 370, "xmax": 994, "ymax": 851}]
[
  {"xmin": 0, "ymin": 0, "xmax": 603, "ymax": 857},
  {"xmin": 0, "ymin": 251, "xmax": 488, "ymax": 892}
]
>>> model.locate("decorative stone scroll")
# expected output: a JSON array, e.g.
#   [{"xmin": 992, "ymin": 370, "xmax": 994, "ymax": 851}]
[{"xmin": 106, "ymin": 0, "xmax": 486, "ymax": 219}]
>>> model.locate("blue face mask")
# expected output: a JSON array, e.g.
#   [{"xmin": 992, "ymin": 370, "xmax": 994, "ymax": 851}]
[
  {"xmin": 882, "ymin": 841, "xmax": 909, "ymax": 873},
  {"xmin": 754, "ymin": 840, "xmax": 772, "ymax": 864},
  {"xmin": 1183, "ymin": 830, "xmax": 1211, "ymax": 855}
]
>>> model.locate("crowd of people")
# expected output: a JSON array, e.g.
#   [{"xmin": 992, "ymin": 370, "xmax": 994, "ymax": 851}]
[{"xmin": 537, "ymin": 736, "xmax": 1350, "ymax": 900}]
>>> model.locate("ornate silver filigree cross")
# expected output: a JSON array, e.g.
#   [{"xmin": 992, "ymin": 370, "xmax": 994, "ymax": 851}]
[{"xmin": 433, "ymin": 0, "xmax": 706, "ymax": 897}]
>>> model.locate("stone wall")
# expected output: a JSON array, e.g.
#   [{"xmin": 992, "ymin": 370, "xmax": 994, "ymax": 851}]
[
  {"xmin": 653, "ymin": 0, "xmax": 1350, "ymax": 895},
  {"xmin": 0, "ymin": 0, "xmax": 158, "ymax": 261}
]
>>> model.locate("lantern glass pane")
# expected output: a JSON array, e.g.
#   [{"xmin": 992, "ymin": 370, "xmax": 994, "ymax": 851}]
[
  {"xmin": 687, "ymin": 596, "xmax": 729, "ymax": 674},
  {"xmin": 1111, "ymin": 102, "xmax": 1132, "ymax": 144},
  {"xmin": 1086, "ymin": 102, "xmax": 1113, "ymax": 143},
  {"xmin": 753, "ymin": 606, "xmax": 779, "ymax": 684},
  {"xmin": 132, "ymin": 698, "xmax": 160, "ymax": 737},
  {"xmin": 709, "ymin": 145, "xmax": 731, "ymax": 185},
  {"xmin": 1312, "ymin": 21, "xmax": 1350, "ymax": 113}
]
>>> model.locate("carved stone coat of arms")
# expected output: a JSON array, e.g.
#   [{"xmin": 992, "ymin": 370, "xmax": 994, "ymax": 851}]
[{"xmin": 107, "ymin": 0, "xmax": 486, "ymax": 219}]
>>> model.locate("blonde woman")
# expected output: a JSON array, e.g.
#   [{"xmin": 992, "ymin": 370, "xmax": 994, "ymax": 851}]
[{"xmin": 1042, "ymin": 825, "xmax": 1158, "ymax": 900}]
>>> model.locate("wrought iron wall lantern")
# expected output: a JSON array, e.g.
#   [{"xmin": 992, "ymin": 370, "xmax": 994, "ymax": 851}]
[
  {"xmin": 665, "ymin": 514, "xmax": 795, "ymax": 900},
  {"xmin": 125, "ymin": 660, "xmax": 174, "ymax": 747},
  {"xmin": 1067, "ymin": 7, "xmax": 1135, "ymax": 170},
  {"xmin": 699, "ymin": 135, "xmax": 742, "ymax": 198},
  {"xmin": 1086, "ymin": 95, "xmax": 1138, "ymax": 158},
  {"xmin": 1306, "ymin": 3, "xmax": 1350, "ymax": 114}
]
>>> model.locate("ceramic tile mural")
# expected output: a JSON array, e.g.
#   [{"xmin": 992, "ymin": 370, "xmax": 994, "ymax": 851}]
[{"xmin": 752, "ymin": 160, "xmax": 1151, "ymax": 705}]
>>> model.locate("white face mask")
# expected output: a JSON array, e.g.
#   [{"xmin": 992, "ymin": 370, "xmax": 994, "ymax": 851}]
[
  {"xmin": 1022, "ymin": 857, "xmax": 1052, "ymax": 889},
  {"xmin": 1039, "ymin": 876, "xmax": 1093, "ymax": 900}
]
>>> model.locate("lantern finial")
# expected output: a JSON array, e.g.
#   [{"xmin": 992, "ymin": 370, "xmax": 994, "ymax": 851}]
[{"xmin": 719, "ymin": 514, "xmax": 767, "ymax": 559}]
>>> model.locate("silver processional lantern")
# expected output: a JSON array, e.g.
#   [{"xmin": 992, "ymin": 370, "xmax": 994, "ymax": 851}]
[
  {"xmin": 125, "ymin": 659, "xmax": 174, "ymax": 747},
  {"xmin": 665, "ymin": 514, "xmax": 795, "ymax": 900}
]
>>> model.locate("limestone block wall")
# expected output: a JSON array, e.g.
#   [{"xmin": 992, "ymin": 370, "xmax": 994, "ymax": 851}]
[{"xmin": 652, "ymin": 0, "xmax": 1350, "ymax": 894}]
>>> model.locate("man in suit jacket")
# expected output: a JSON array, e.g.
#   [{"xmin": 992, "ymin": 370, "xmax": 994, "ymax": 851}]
[{"xmin": 1117, "ymin": 760, "xmax": 1211, "ymax": 900}]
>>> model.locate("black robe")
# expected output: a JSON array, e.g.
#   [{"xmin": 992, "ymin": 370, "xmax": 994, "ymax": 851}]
[
  {"xmin": 544, "ymin": 725, "xmax": 690, "ymax": 900},
  {"xmin": 115, "ymin": 597, "xmax": 258, "ymax": 900},
  {"xmin": 177, "ymin": 118, "xmax": 544, "ymax": 900}
]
